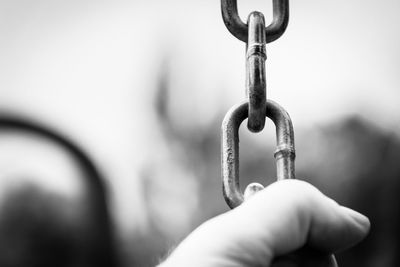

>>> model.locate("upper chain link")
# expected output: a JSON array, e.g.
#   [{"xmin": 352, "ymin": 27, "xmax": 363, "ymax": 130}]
[
  {"xmin": 221, "ymin": 0, "xmax": 289, "ymax": 132},
  {"xmin": 221, "ymin": 0, "xmax": 289, "ymax": 43},
  {"xmin": 246, "ymin": 12, "xmax": 267, "ymax": 132}
]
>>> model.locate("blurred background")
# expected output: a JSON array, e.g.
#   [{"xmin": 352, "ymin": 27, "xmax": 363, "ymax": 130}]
[{"xmin": 0, "ymin": 0, "xmax": 399, "ymax": 266}]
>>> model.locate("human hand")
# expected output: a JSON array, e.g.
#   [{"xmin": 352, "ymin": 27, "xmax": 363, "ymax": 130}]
[{"xmin": 159, "ymin": 180, "xmax": 370, "ymax": 267}]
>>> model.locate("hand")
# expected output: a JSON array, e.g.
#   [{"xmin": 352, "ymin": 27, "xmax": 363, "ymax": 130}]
[{"xmin": 159, "ymin": 180, "xmax": 370, "ymax": 267}]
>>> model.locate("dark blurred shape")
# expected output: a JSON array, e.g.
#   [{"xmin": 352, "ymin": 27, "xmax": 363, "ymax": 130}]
[
  {"xmin": 0, "ymin": 184, "xmax": 82, "ymax": 267},
  {"xmin": 0, "ymin": 117, "xmax": 119, "ymax": 267}
]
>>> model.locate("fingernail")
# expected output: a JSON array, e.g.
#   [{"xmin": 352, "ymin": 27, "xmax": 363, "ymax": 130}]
[{"xmin": 244, "ymin": 182, "xmax": 264, "ymax": 200}]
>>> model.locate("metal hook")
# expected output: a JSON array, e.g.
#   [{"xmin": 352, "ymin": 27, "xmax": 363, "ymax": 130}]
[
  {"xmin": 221, "ymin": 100, "xmax": 295, "ymax": 209},
  {"xmin": 221, "ymin": 0, "xmax": 289, "ymax": 43}
]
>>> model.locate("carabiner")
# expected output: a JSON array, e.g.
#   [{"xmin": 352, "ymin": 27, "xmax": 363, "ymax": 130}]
[
  {"xmin": 221, "ymin": 100, "xmax": 295, "ymax": 209},
  {"xmin": 221, "ymin": 0, "xmax": 289, "ymax": 43}
]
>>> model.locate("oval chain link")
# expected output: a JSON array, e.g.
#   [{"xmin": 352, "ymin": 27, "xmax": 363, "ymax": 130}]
[
  {"xmin": 221, "ymin": 0, "xmax": 289, "ymax": 43},
  {"xmin": 246, "ymin": 12, "xmax": 267, "ymax": 132}
]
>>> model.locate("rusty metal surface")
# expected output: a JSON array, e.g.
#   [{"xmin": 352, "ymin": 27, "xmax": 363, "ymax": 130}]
[
  {"xmin": 221, "ymin": 0, "xmax": 289, "ymax": 43},
  {"xmin": 246, "ymin": 12, "xmax": 267, "ymax": 132},
  {"xmin": 221, "ymin": 100, "xmax": 296, "ymax": 209}
]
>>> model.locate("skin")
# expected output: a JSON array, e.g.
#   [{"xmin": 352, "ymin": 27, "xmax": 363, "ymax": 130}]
[{"xmin": 159, "ymin": 180, "xmax": 370, "ymax": 267}]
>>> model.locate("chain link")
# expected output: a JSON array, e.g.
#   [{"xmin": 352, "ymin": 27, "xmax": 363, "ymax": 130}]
[
  {"xmin": 221, "ymin": 0, "xmax": 289, "ymax": 43},
  {"xmin": 221, "ymin": 100, "xmax": 296, "ymax": 209},
  {"xmin": 246, "ymin": 12, "xmax": 267, "ymax": 132}
]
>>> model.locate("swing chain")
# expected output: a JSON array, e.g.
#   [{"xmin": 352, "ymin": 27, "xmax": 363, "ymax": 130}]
[{"xmin": 220, "ymin": 0, "xmax": 296, "ymax": 209}]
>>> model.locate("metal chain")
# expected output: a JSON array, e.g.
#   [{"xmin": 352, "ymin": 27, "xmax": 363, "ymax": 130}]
[{"xmin": 220, "ymin": 0, "xmax": 296, "ymax": 208}]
